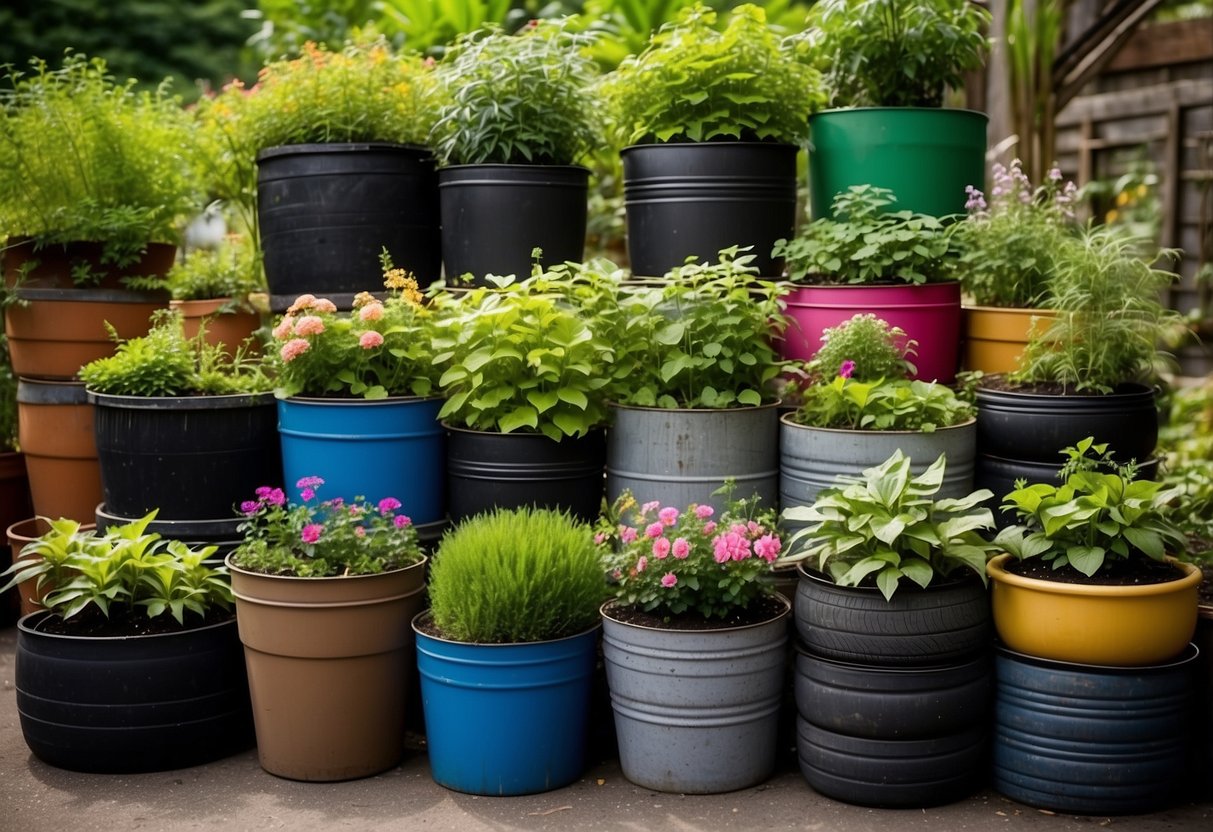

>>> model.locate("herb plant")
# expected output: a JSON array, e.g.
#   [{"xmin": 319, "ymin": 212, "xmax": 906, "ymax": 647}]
[
  {"xmin": 592, "ymin": 247, "xmax": 787, "ymax": 409},
  {"xmin": 798, "ymin": 0, "xmax": 991, "ymax": 108},
  {"xmin": 433, "ymin": 267, "xmax": 614, "ymax": 439},
  {"xmin": 430, "ymin": 19, "xmax": 601, "ymax": 166},
  {"xmin": 231, "ymin": 477, "xmax": 425, "ymax": 578},
  {"xmin": 0, "ymin": 54, "xmax": 201, "ymax": 266},
  {"xmin": 950, "ymin": 160, "xmax": 1079, "ymax": 308},
  {"xmin": 806, "ymin": 313, "xmax": 916, "ymax": 382},
  {"xmin": 994, "ymin": 438, "xmax": 1187, "ymax": 578},
  {"xmin": 79, "ymin": 310, "xmax": 271, "ymax": 396},
  {"xmin": 427, "ymin": 507, "xmax": 606, "ymax": 643},
  {"xmin": 168, "ymin": 234, "xmax": 264, "ymax": 307},
  {"xmin": 271, "ymin": 254, "xmax": 443, "ymax": 400},
  {"xmin": 793, "ymin": 376, "xmax": 974, "ymax": 432},
  {"xmin": 599, "ymin": 487, "xmax": 783, "ymax": 619},
  {"xmin": 0, "ymin": 513, "xmax": 233, "ymax": 626},
  {"xmin": 1011, "ymin": 225, "xmax": 1183, "ymax": 393},
  {"xmin": 599, "ymin": 3, "xmax": 825, "ymax": 146},
  {"xmin": 782, "ymin": 451, "xmax": 999, "ymax": 600},
  {"xmin": 772, "ymin": 185, "xmax": 957, "ymax": 285}
]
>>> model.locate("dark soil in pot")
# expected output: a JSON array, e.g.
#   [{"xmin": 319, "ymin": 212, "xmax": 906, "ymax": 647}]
[
  {"xmin": 601, "ymin": 593, "xmax": 787, "ymax": 630},
  {"xmin": 1005, "ymin": 557, "xmax": 1188, "ymax": 587},
  {"xmin": 29, "ymin": 606, "xmax": 234, "ymax": 638}
]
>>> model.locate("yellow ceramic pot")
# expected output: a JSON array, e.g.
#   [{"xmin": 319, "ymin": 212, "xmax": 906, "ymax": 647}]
[
  {"xmin": 987, "ymin": 553, "xmax": 1201, "ymax": 667},
  {"xmin": 961, "ymin": 305, "xmax": 1055, "ymax": 375}
]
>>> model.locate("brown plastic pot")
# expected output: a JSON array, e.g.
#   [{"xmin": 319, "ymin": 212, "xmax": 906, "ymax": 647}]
[
  {"xmin": 16, "ymin": 379, "xmax": 102, "ymax": 522},
  {"xmin": 170, "ymin": 298, "xmax": 262, "ymax": 356},
  {"xmin": 227, "ymin": 555, "xmax": 428, "ymax": 782},
  {"xmin": 961, "ymin": 305, "xmax": 1056, "ymax": 375}
]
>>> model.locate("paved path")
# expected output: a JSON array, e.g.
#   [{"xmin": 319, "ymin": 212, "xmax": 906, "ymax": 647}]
[{"xmin": 1, "ymin": 625, "xmax": 1210, "ymax": 832}]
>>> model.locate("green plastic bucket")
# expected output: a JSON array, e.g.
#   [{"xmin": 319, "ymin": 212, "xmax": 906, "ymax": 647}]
[{"xmin": 808, "ymin": 108, "xmax": 987, "ymax": 220}]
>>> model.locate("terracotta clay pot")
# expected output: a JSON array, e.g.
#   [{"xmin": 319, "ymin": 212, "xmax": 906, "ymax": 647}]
[
  {"xmin": 16, "ymin": 379, "xmax": 102, "ymax": 522},
  {"xmin": 170, "ymin": 298, "xmax": 262, "ymax": 356}
]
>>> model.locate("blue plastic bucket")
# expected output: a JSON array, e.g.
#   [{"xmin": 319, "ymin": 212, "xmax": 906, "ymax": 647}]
[
  {"xmin": 277, "ymin": 396, "xmax": 445, "ymax": 524},
  {"xmin": 414, "ymin": 615, "xmax": 600, "ymax": 795}
]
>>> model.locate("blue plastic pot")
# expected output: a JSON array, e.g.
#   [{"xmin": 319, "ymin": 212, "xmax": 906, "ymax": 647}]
[
  {"xmin": 278, "ymin": 396, "xmax": 445, "ymax": 524},
  {"xmin": 414, "ymin": 614, "xmax": 600, "ymax": 795}
]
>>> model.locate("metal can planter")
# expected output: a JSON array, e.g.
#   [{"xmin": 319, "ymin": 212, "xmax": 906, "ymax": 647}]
[
  {"xmin": 414, "ymin": 614, "xmax": 601, "ymax": 796},
  {"xmin": 606, "ymin": 403, "xmax": 779, "ymax": 514},
  {"xmin": 600, "ymin": 595, "xmax": 791, "ymax": 794}
]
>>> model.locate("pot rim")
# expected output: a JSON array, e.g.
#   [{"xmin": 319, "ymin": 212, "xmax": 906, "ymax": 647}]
[
  {"xmin": 257, "ymin": 141, "xmax": 433, "ymax": 161},
  {"xmin": 437, "ymin": 162, "xmax": 591, "ymax": 175},
  {"xmin": 411, "ymin": 609, "xmax": 602, "ymax": 646},
  {"xmin": 223, "ymin": 551, "xmax": 428, "ymax": 584},
  {"xmin": 441, "ymin": 422, "xmax": 605, "ymax": 439},
  {"xmin": 87, "ymin": 390, "xmax": 277, "ymax": 408},
  {"xmin": 608, "ymin": 399, "xmax": 781, "ymax": 415},
  {"xmin": 974, "ymin": 379, "xmax": 1156, "ymax": 400},
  {"xmin": 810, "ymin": 106, "xmax": 989, "ymax": 119},
  {"xmin": 16, "ymin": 608, "xmax": 237, "ymax": 642},
  {"xmin": 796, "ymin": 562, "xmax": 986, "ymax": 594},
  {"xmin": 599, "ymin": 593, "xmax": 790, "ymax": 634},
  {"xmin": 961, "ymin": 304, "xmax": 1056, "ymax": 316},
  {"xmin": 995, "ymin": 639, "xmax": 1200, "ymax": 672},
  {"xmin": 279, "ymin": 393, "xmax": 444, "ymax": 406},
  {"xmin": 778, "ymin": 413, "xmax": 977, "ymax": 435},
  {"xmin": 986, "ymin": 552, "xmax": 1201, "ymax": 598},
  {"xmin": 621, "ymin": 140, "xmax": 799, "ymax": 153},
  {"xmin": 793, "ymin": 643, "xmax": 989, "ymax": 674},
  {"xmin": 778, "ymin": 279, "xmax": 960, "ymax": 292}
]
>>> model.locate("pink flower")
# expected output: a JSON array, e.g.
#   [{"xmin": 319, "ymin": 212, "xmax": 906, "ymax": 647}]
[
  {"xmin": 296, "ymin": 476, "xmax": 324, "ymax": 490},
  {"xmin": 240, "ymin": 500, "xmax": 258, "ymax": 514},
  {"xmin": 312, "ymin": 298, "xmax": 338, "ymax": 313},
  {"xmin": 661, "ymin": 572, "xmax": 677, "ymax": 588},
  {"xmin": 636, "ymin": 556, "xmax": 648, "ymax": 573},
  {"xmin": 359, "ymin": 331, "xmax": 385, "ymax": 349},
  {"xmin": 265, "ymin": 488, "xmax": 286, "ymax": 506},
  {"xmin": 271, "ymin": 315, "xmax": 295, "ymax": 340},
  {"xmin": 641, "ymin": 500, "xmax": 660, "ymax": 515},
  {"xmin": 713, "ymin": 531, "xmax": 751, "ymax": 563},
  {"xmin": 287, "ymin": 293, "xmax": 316, "ymax": 314},
  {"xmin": 378, "ymin": 497, "xmax": 402, "ymax": 514},
  {"xmin": 594, "ymin": 532, "xmax": 607, "ymax": 545},
  {"xmin": 1048, "ymin": 167, "xmax": 1063, "ymax": 181},
  {"xmin": 280, "ymin": 338, "xmax": 310, "ymax": 362},
  {"xmin": 839, "ymin": 360, "xmax": 856, "ymax": 379},
  {"xmin": 354, "ymin": 526, "xmax": 366, "ymax": 537},
  {"xmin": 672, "ymin": 537, "xmax": 690, "ymax": 559},
  {"xmin": 753, "ymin": 534, "xmax": 782, "ymax": 563},
  {"xmin": 658, "ymin": 507, "xmax": 679, "ymax": 526},
  {"xmin": 747, "ymin": 520, "xmax": 763, "ymax": 536},
  {"xmin": 299, "ymin": 488, "xmax": 315, "ymax": 502},
  {"xmin": 702, "ymin": 521, "xmax": 717, "ymax": 535},
  {"xmin": 255, "ymin": 486, "xmax": 273, "ymax": 498},
  {"xmin": 359, "ymin": 302, "xmax": 385, "ymax": 321},
  {"xmin": 694, "ymin": 505, "xmax": 714, "ymax": 520},
  {"xmin": 652, "ymin": 537, "xmax": 671, "ymax": 559},
  {"xmin": 645, "ymin": 522, "xmax": 664, "ymax": 539},
  {"xmin": 301, "ymin": 523, "xmax": 323, "ymax": 544},
  {"xmin": 619, "ymin": 525, "xmax": 638, "ymax": 544},
  {"xmin": 394, "ymin": 515, "xmax": 411, "ymax": 528},
  {"xmin": 293, "ymin": 315, "xmax": 325, "ymax": 337}
]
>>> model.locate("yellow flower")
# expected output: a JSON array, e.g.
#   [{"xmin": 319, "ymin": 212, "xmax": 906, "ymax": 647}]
[
  {"xmin": 1105, "ymin": 209, "xmax": 1120, "ymax": 224},
  {"xmin": 1116, "ymin": 191, "xmax": 1130, "ymax": 207},
  {"xmin": 1136, "ymin": 184, "xmax": 1148, "ymax": 197}
]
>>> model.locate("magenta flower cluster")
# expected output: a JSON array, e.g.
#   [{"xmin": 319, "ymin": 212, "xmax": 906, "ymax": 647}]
[{"xmin": 600, "ymin": 492, "xmax": 782, "ymax": 620}]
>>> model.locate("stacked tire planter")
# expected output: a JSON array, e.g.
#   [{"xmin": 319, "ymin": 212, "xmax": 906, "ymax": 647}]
[{"xmin": 792, "ymin": 566, "xmax": 992, "ymax": 808}]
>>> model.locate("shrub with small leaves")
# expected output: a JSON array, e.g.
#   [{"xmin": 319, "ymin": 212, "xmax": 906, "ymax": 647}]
[
  {"xmin": 167, "ymin": 234, "xmax": 264, "ymax": 307},
  {"xmin": 427, "ymin": 507, "xmax": 606, "ymax": 643},
  {"xmin": 807, "ymin": 313, "xmax": 915, "ymax": 382}
]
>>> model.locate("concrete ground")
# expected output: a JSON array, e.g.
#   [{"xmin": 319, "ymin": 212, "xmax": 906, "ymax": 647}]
[{"xmin": 1, "ymin": 624, "xmax": 1210, "ymax": 832}]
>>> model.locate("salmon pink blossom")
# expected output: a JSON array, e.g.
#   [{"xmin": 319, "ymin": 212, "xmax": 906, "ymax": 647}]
[
  {"xmin": 659, "ymin": 507, "xmax": 679, "ymax": 526},
  {"xmin": 293, "ymin": 315, "xmax": 325, "ymax": 336},
  {"xmin": 358, "ymin": 302, "xmax": 385, "ymax": 321},
  {"xmin": 660, "ymin": 572, "xmax": 677, "ymax": 588},
  {"xmin": 359, "ymin": 331, "xmax": 384, "ymax": 349},
  {"xmin": 280, "ymin": 338, "xmax": 310, "ymax": 362}
]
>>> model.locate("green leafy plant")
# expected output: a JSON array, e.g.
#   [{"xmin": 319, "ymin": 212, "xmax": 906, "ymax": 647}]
[
  {"xmin": 797, "ymin": 0, "xmax": 991, "ymax": 108},
  {"xmin": 0, "ymin": 53, "xmax": 201, "ymax": 266},
  {"xmin": 590, "ymin": 247, "xmax": 787, "ymax": 408},
  {"xmin": 167, "ymin": 234, "xmax": 264, "ymax": 308},
  {"xmin": 427, "ymin": 506, "xmax": 606, "ymax": 643},
  {"xmin": 598, "ymin": 486, "xmax": 783, "ymax": 619},
  {"xmin": 231, "ymin": 477, "xmax": 425, "ymax": 578},
  {"xmin": 433, "ymin": 266, "xmax": 614, "ymax": 439},
  {"xmin": 1011, "ymin": 225, "xmax": 1183, "ymax": 393},
  {"xmin": 950, "ymin": 159, "xmax": 1079, "ymax": 308},
  {"xmin": 805, "ymin": 313, "xmax": 916, "ymax": 382},
  {"xmin": 429, "ymin": 19, "xmax": 601, "ymax": 166},
  {"xmin": 994, "ymin": 438, "xmax": 1187, "ymax": 578},
  {"xmin": 599, "ymin": 3, "xmax": 825, "ymax": 146},
  {"xmin": 793, "ymin": 376, "xmax": 974, "ymax": 432},
  {"xmin": 772, "ymin": 185, "xmax": 957, "ymax": 285},
  {"xmin": 0, "ymin": 513, "xmax": 233, "ymax": 626},
  {"xmin": 781, "ymin": 451, "xmax": 999, "ymax": 600},
  {"xmin": 270, "ymin": 254, "xmax": 443, "ymax": 399},
  {"xmin": 79, "ymin": 310, "xmax": 271, "ymax": 396}
]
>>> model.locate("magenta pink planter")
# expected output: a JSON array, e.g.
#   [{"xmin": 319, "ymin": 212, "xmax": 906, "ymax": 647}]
[{"xmin": 779, "ymin": 283, "xmax": 962, "ymax": 384}]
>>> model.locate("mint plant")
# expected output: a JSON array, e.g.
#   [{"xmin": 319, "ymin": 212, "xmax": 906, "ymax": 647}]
[
  {"xmin": 782, "ymin": 451, "xmax": 998, "ymax": 600},
  {"xmin": 772, "ymin": 185, "xmax": 957, "ymax": 285},
  {"xmin": 791, "ymin": 376, "xmax": 974, "ymax": 432},
  {"xmin": 806, "ymin": 313, "xmax": 916, "ymax": 382}
]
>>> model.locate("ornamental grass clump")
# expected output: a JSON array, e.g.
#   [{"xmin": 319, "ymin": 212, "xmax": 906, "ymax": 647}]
[
  {"xmin": 0, "ymin": 513, "xmax": 233, "ymax": 629},
  {"xmin": 789, "ymin": 314, "xmax": 973, "ymax": 432},
  {"xmin": 426, "ymin": 507, "xmax": 606, "ymax": 644},
  {"xmin": 0, "ymin": 53, "xmax": 201, "ymax": 266},
  {"xmin": 231, "ymin": 477, "xmax": 424, "ymax": 578},
  {"xmin": 599, "ymin": 488, "xmax": 783, "ymax": 620},
  {"xmin": 271, "ymin": 251, "xmax": 443, "ymax": 399}
]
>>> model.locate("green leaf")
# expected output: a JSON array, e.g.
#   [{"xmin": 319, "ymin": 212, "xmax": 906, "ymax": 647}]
[
  {"xmin": 527, "ymin": 389, "xmax": 560, "ymax": 413},
  {"xmin": 556, "ymin": 388, "xmax": 589, "ymax": 410},
  {"xmin": 1067, "ymin": 545, "xmax": 1106, "ymax": 577},
  {"xmin": 497, "ymin": 406, "xmax": 539, "ymax": 433}
]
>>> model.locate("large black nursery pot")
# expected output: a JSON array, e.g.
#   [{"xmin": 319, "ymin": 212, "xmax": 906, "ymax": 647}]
[
  {"xmin": 621, "ymin": 142, "xmax": 798, "ymax": 277},
  {"xmin": 89, "ymin": 391, "xmax": 281, "ymax": 521},
  {"xmin": 439, "ymin": 164, "xmax": 589, "ymax": 284},
  {"xmin": 257, "ymin": 143, "xmax": 441, "ymax": 311},
  {"xmin": 15, "ymin": 611, "xmax": 253, "ymax": 773},
  {"xmin": 445, "ymin": 426, "xmax": 605, "ymax": 523}
]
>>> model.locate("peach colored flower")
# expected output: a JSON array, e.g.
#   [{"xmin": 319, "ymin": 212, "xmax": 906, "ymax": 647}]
[
  {"xmin": 294, "ymin": 315, "xmax": 325, "ymax": 336},
  {"xmin": 359, "ymin": 302, "xmax": 385, "ymax": 321},
  {"xmin": 271, "ymin": 315, "xmax": 295, "ymax": 340},
  {"xmin": 286, "ymin": 293, "xmax": 316, "ymax": 314},
  {"xmin": 359, "ymin": 331, "xmax": 384, "ymax": 349},
  {"xmin": 311, "ymin": 298, "xmax": 338, "ymax": 313},
  {"xmin": 280, "ymin": 338, "xmax": 310, "ymax": 362}
]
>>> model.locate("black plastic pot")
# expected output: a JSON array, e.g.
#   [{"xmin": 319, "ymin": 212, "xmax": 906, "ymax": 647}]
[
  {"xmin": 992, "ymin": 644, "xmax": 1198, "ymax": 814},
  {"xmin": 621, "ymin": 142, "xmax": 798, "ymax": 277},
  {"xmin": 439, "ymin": 164, "xmax": 589, "ymax": 284},
  {"xmin": 796, "ymin": 719, "xmax": 986, "ymax": 808},
  {"xmin": 15, "ymin": 611, "xmax": 253, "ymax": 773},
  {"xmin": 977, "ymin": 454, "xmax": 1160, "ymax": 526},
  {"xmin": 89, "ymin": 391, "xmax": 281, "ymax": 520},
  {"xmin": 257, "ymin": 143, "xmax": 440, "ymax": 311},
  {"xmin": 975, "ymin": 382, "xmax": 1159, "ymax": 464},
  {"xmin": 446, "ymin": 426, "xmax": 605, "ymax": 523},
  {"xmin": 794, "ymin": 650, "xmax": 991, "ymax": 741},
  {"xmin": 794, "ymin": 566, "xmax": 991, "ymax": 667}
]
